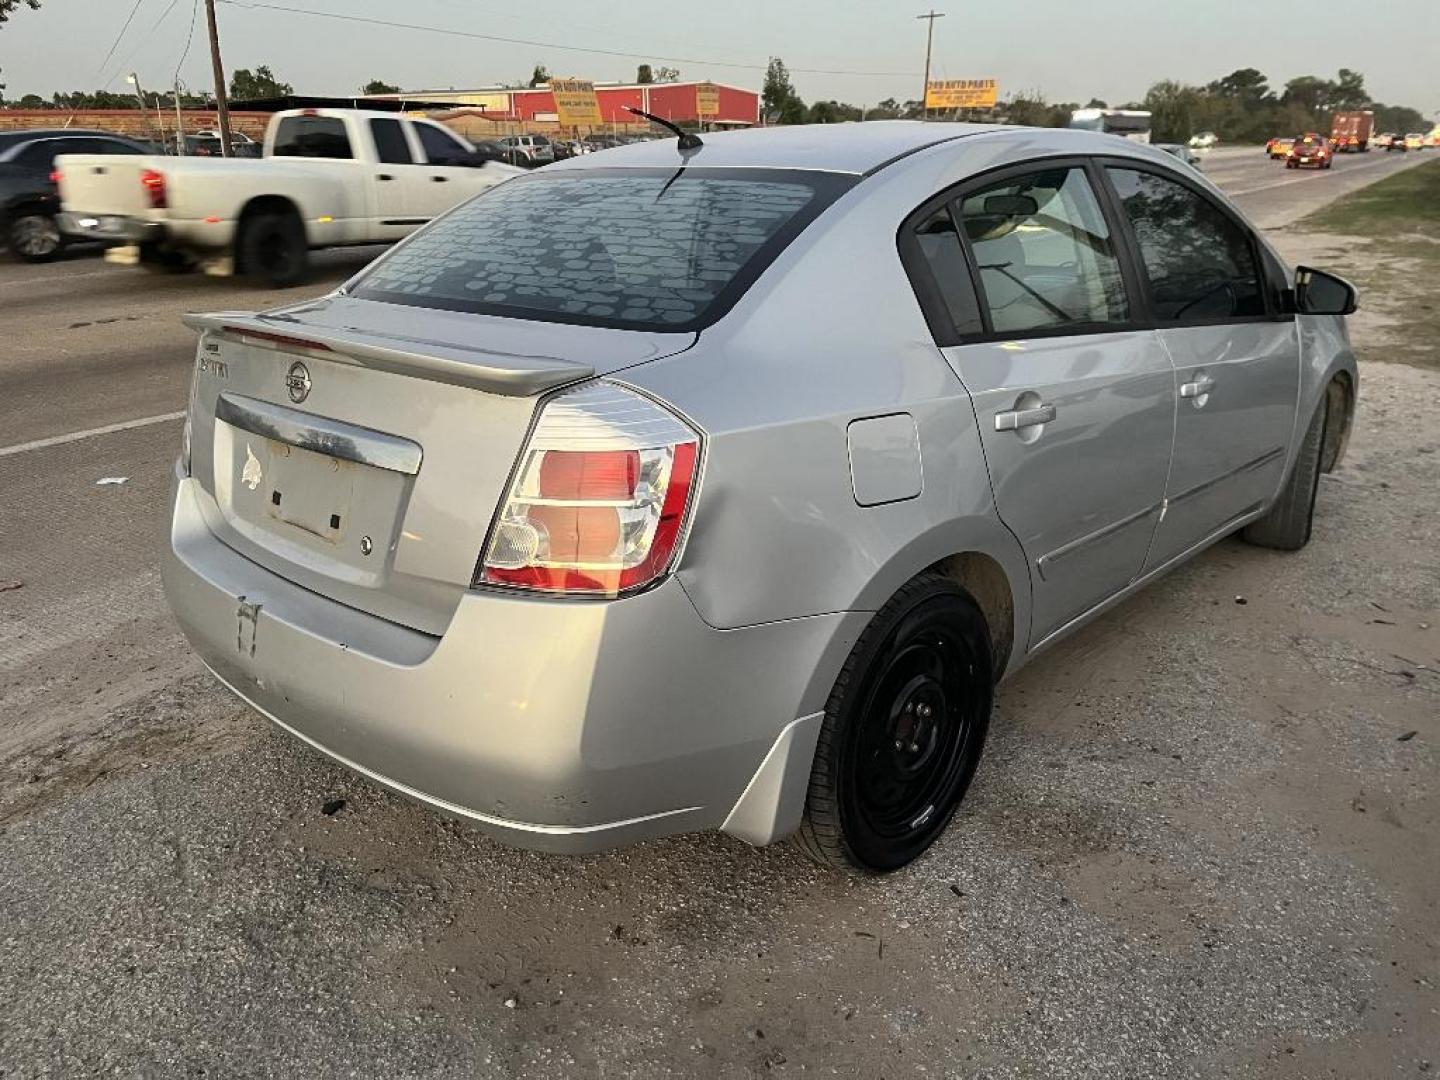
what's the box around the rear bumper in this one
[163,469,857,853]
[56,211,165,244]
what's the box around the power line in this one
[103,0,185,87]
[214,0,918,78]
[96,0,151,77]
[174,0,201,83]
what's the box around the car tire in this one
[237,208,308,287]
[7,210,64,263]
[794,573,993,875]
[1242,394,1328,551]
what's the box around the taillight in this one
[140,168,167,209]
[49,169,62,184]
[478,383,701,598]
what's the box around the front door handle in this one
[994,403,1057,432]
[1180,374,1216,399]
[431,175,449,182]
[376,173,394,181]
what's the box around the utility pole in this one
[916,10,945,120]
[173,79,187,155]
[203,0,234,156]
[126,73,159,145]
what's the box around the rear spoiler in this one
[182,310,594,397]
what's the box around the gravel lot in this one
[1,164,1437,1077]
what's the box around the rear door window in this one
[352,167,852,331]
[1107,167,1265,321]
[369,118,413,165]
[272,116,353,159]
[415,123,470,165]
[956,166,1131,334]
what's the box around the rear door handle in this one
[994,404,1056,432]
[376,173,394,181]
[1180,374,1216,399]
[431,175,449,182]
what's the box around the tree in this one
[806,99,863,124]
[636,64,653,84]
[363,79,400,96]
[763,57,804,124]
[1206,67,1272,105]
[1143,79,1204,142]
[0,0,41,24]
[229,65,292,101]
[1331,68,1368,108]
[1281,75,1334,114]
[528,64,549,88]
[1084,97,1108,109]
[654,66,680,83]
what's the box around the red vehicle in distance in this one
[1287,133,1333,169]
[1330,110,1375,152]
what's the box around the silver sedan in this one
[164,122,1358,873]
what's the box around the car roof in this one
[0,128,126,150]
[548,120,994,175]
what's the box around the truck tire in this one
[1242,395,1328,551]
[7,210,64,263]
[237,208,308,287]
[794,574,993,875]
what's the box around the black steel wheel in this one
[8,211,64,263]
[796,574,993,874]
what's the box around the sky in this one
[1,0,1435,116]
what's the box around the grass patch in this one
[1297,158,1440,237]
[1291,159,1440,370]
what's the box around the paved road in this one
[1,150,1436,1077]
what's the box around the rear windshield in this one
[349,166,852,331]
[272,116,352,159]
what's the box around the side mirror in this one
[1293,266,1358,315]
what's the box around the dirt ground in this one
[1,230,1438,1077]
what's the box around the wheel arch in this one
[844,517,1032,686]
[1321,367,1355,474]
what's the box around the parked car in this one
[496,134,555,166]
[1266,136,1295,159]
[56,109,521,285]
[553,139,593,160]
[0,128,151,261]
[181,133,262,158]
[1286,133,1332,168]
[165,122,1358,874]
[1187,131,1218,149]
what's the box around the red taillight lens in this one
[49,169,62,184]
[539,449,639,501]
[140,168,167,209]
[479,385,700,598]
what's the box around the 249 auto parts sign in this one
[551,79,602,126]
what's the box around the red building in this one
[376,81,759,132]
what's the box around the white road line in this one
[0,411,184,458]
[1225,156,1411,198]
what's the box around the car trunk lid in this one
[184,296,694,635]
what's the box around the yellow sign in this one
[925,78,998,110]
[551,78,602,126]
[696,82,721,117]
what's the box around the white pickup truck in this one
[56,108,520,285]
